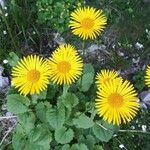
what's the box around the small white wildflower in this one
[119,144,124,149]
[112,45,115,49]
[131,126,135,130]
[3,59,8,64]
[5,13,8,17]
[33,31,36,34]
[4,6,7,10]
[145,29,149,33]
[113,134,117,137]
[142,125,147,132]
[135,42,144,49]
[3,30,7,35]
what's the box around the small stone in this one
[135,42,144,49]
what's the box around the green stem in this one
[118,129,150,135]
[80,40,86,86]
[82,40,86,59]
[96,122,150,135]
[63,84,69,96]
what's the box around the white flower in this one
[131,126,135,130]
[5,13,8,17]
[3,30,7,35]
[145,29,149,33]
[141,125,147,132]
[119,144,124,149]
[3,59,8,64]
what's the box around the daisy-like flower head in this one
[96,69,122,87]
[69,6,107,40]
[48,44,83,85]
[145,65,150,87]
[12,55,50,96]
[95,79,140,125]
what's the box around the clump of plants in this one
[36,0,85,33]
[5,5,150,150]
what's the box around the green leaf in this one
[12,131,27,150]
[94,145,104,150]
[13,124,51,150]
[31,90,47,103]
[7,94,30,114]
[7,52,20,67]
[47,84,57,99]
[60,92,79,109]
[62,144,70,150]
[71,143,88,150]
[28,124,52,150]
[35,102,52,123]
[78,64,95,92]
[55,127,74,144]
[83,64,95,74]
[73,114,94,129]
[46,106,65,129]
[84,135,96,150]
[92,121,117,142]
[18,112,35,135]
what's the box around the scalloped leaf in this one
[55,127,74,144]
[73,114,94,129]
[7,94,30,114]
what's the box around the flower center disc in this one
[57,61,71,74]
[27,69,40,82]
[81,17,94,29]
[108,93,123,108]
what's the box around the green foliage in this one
[12,124,52,150]
[92,121,119,142]
[78,63,95,92]
[46,105,65,129]
[7,52,20,67]
[36,0,85,33]
[73,113,94,129]
[7,94,30,114]
[60,92,79,109]
[55,127,74,144]
[132,70,145,91]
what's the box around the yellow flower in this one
[96,69,121,87]
[12,55,50,96]
[145,65,150,87]
[48,44,83,85]
[95,79,139,125]
[69,6,107,40]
